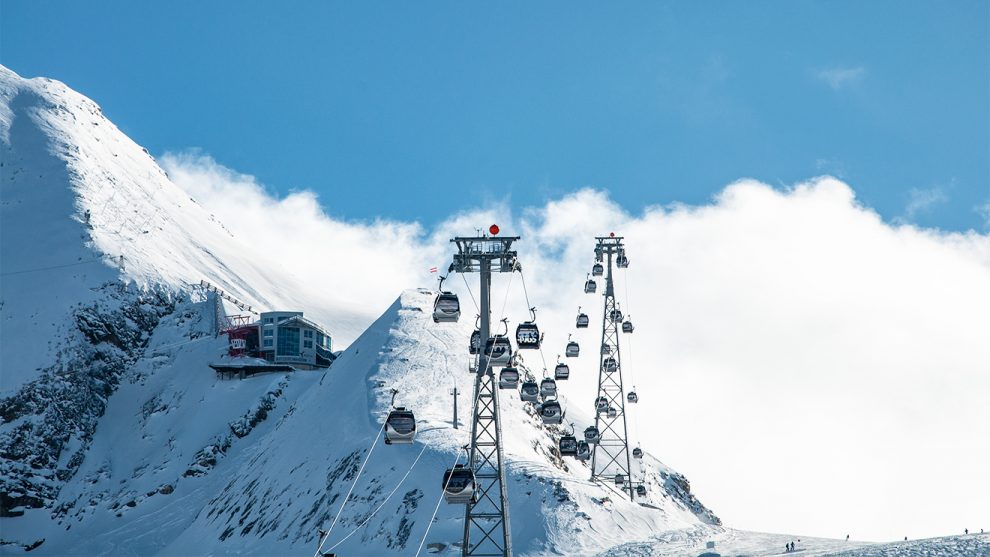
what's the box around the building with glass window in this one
[256,311,334,369]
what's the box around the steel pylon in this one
[451,235,518,557]
[590,236,634,501]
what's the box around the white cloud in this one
[815,66,867,90]
[162,153,990,543]
[900,185,949,222]
[160,151,439,342]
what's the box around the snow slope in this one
[2,288,719,556]
[601,527,990,556]
[1,63,367,395]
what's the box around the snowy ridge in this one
[155,289,718,556]
[1,64,366,393]
[0,63,370,526]
[2,288,718,556]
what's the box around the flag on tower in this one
[429,266,438,273]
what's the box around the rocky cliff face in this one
[1,284,180,518]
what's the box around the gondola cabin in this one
[635,484,647,496]
[622,319,634,333]
[607,406,617,419]
[584,426,601,444]
[601,343,612,355]
[554,363,570,380]
[540,378,557,398]
[469,330,481,355]
[484,336,513,367]
[539,401,563,424]
[384,407,416,445]
[584,278,597,294]
[559,436,578,456]
[498,367,519,389]
[627,391,638,403]
[442,465,477,504]
[632,447,643,459]
[602,357,618,374]
[592,263,604,277]
[614,474,625,487]
[520,381,540,402]
[616,254,629,268]
[433,292,461,323]
[575,441,591,460]
[608,309,623,323]
[575,311,590,328]
[515,322,541,349]
[595,396,609,413]
[565,341,580,358]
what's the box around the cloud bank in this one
[162,152,990,542]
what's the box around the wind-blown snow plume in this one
[162,153,990,542]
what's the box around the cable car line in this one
[413,449,464,557]
[0,257,103,277]
[621,266,640,448]
[459,272,481,313]
[516,267,551,377]
[325,443,429,552]
[313,418,389,557]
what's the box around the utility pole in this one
[590,235,635,501]
[451,383,459,429]
[451,228,518,557]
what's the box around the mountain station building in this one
[225,311,334,369]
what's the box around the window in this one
[263,328,273,337]
[263,339,273,347]
[263,317,274,324]
[304,330,313,339]
[277,327,300,356]
[303,340,313,349]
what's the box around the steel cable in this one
[313,417,388,557]
[326,443,429,552]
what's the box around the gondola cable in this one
[517,269,550,375]
[459,272,480,313]
[312,418,388,557]
[413,449,464,557]
[325,443,429,552]
[622,267,639,447]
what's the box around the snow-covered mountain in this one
[0,63,371,395]
[0,65,721,555]
[3,65,986,557]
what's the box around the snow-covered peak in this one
[1,65,366,393]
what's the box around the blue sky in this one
[2,1,988,230]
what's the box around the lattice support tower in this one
[451,234,519,557]
[590,235,635,501]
